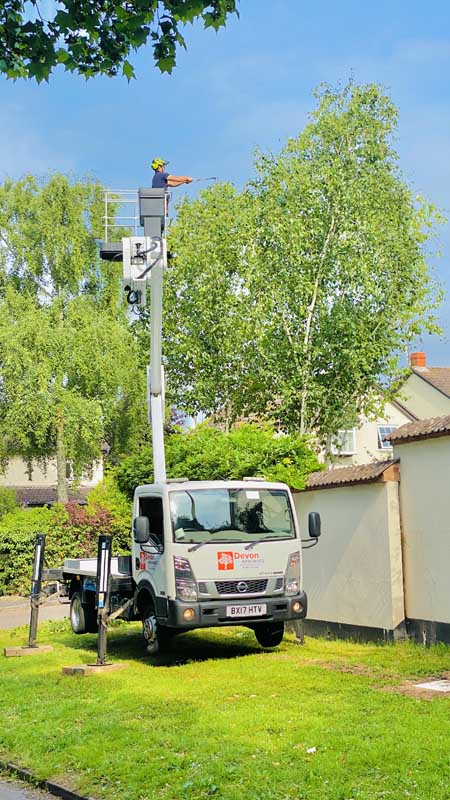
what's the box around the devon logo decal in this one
[217,551,234,571]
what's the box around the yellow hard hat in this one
[151,157,167,170]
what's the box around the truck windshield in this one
[169,488,296,545]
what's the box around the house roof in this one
[387,414,450,445]
[390,398,418,421]
[412,367,450,399]
[10,486,90,507]
[302,460,399,491]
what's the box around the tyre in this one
[70,592,87,634]
[254,622,285,648]
[70,592,98,634]
[141,602,171,655]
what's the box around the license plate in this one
[226,604,267,618]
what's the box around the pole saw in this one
[190,176,219,183]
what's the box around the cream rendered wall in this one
[0,457,103,487]
[399,373,450,419]
[294,481,405,631]
[332,402,411,466]
[393,436,450,624]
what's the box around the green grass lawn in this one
[1,621,450,800]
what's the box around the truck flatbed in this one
[44,556,133,595]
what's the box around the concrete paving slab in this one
[415,679,450,693]
[62,662,127,676]
[4,645,53,658]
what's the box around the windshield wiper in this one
[244,532,276,550]
[188,537,236,553]
[244,530,295,550]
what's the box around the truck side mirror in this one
[133,516,150,543]
[308,511,321,539]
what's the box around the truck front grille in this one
[215,579,268,595]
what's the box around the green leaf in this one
[0,1,238,81]
[122,59,135,80]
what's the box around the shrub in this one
[86,473,131,550]
[0,487,131,595]
[0,506,57,596]
[115,423,322,497]
[0,487,18,520]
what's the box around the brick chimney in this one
[409,351,426,368]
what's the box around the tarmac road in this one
[0,595,69,630]
[0,778,55,800]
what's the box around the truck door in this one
[134,495,166,598]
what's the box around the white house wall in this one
[294,481,405,636]
[394,436,450,630]
[0,456,103,488]
[332,402,411,466]
[399,373,450,418]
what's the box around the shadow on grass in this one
[51,623,266,667]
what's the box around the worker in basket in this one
[151,158,192,189]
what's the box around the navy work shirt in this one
[152,171,169,189]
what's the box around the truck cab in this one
[132,478,312,653]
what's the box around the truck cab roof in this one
[134,479,291,495]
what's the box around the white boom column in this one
[149,239,166,483]
[103,188,168,485]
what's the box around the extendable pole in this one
[28,534,46,647]
[95,535,112,666]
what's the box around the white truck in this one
[48,188,321,655]
[54,477,320,653]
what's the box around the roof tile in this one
[387,414,450,444]
[413,367,450,398]
[303,460,399,491]
[9,486,90,506]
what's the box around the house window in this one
[377,425,397,450]
[331,429,356,456]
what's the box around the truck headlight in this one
[285,551,300,596]
[174,556,198,602]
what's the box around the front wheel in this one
[254,622,285,648]
[141,604,172,655]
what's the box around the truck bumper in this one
[163,591,307,630]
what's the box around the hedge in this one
[0,476,131,596]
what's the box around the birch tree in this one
[163,82,443,439]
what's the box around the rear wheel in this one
[254,622,285,648]
[70,592,98,634]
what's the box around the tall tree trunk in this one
[56,410,68,503]
[299,215,336,434]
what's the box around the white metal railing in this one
[103,190,140,241]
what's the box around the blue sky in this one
[1,0,449,364]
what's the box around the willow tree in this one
[163,82,443,439]
[0,174,144,501]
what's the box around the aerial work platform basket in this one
[100,188,166,261]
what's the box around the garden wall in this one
[294,476,405,641]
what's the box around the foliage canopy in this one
[115,423,321,496]
[161,82,443,440]
[0,0,238,81]
[0,174,145,500]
